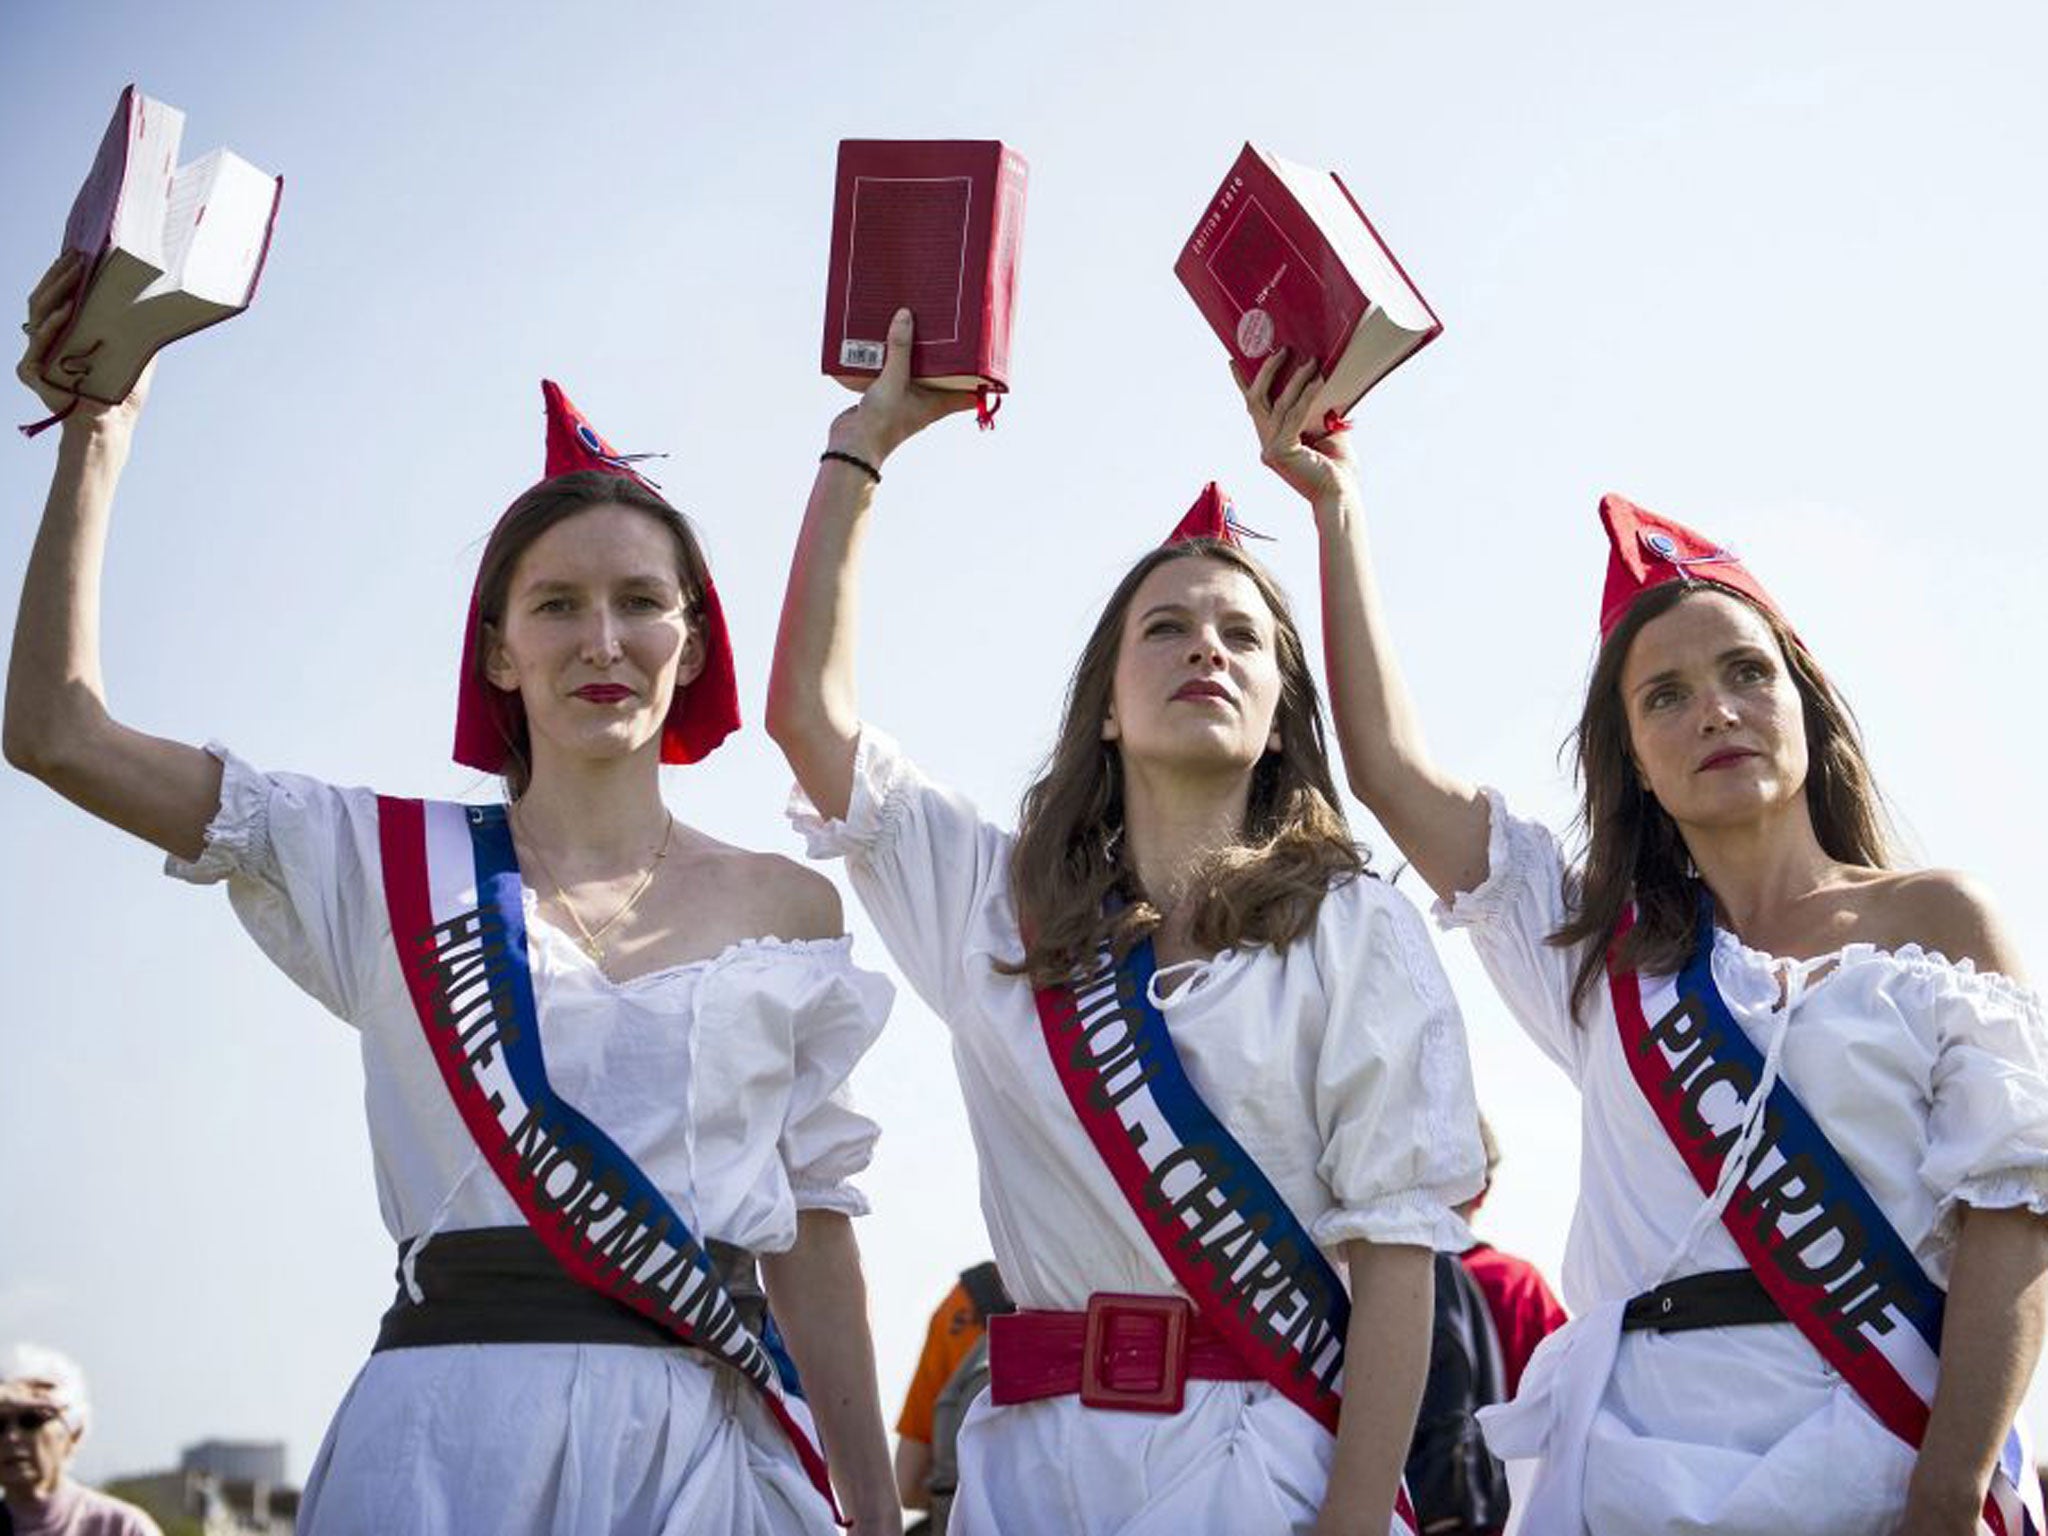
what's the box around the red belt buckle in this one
[1078,1292,1193,1414]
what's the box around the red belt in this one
[986,1292,1259,1415]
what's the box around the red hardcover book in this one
[820,140,1028,403]
[38,85,283,406]
[1175,143,1440,422]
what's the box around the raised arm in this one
[766,309,977,822]
[4,253,224,861]
[1238,354,1491,906]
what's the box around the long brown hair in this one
[1552,580,1895,1017]
[1002,539,1365,988]
[471,470,712,799]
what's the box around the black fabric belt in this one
[1621,1268,1786,1335]
[373,1226,765,1353]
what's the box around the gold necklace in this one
[514,808,676,963]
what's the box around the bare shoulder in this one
[1875,868,2028,982]
[694,839,846,943]
[751,850,846,942]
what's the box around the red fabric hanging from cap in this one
[450,380,741,773]
[1596,492,1787,644]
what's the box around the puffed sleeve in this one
[776,941,894,1216]
[1310,876,1487,1253]
[1432,787,1591,1082]
[1918,961,2048,1245]
[787,724,1013,1024]
[161,743,383,1023]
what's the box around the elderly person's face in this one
[0,1381,77,1501]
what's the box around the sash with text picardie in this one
[1034,935,1418,1535]
[377,798,839,1520]
[1609,900,2041,1536]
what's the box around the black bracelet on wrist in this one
[819,448,882,485]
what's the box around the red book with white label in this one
[38,85,283,406]
[820,139,1028,410]
[1175,143,1439,423]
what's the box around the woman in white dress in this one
[1270,347,2048,1534]
[767,311,1486,1536]
[6,253,902,1536]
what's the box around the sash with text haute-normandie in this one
[377,798,838,1519]
[1609,900,2040,1536]
[1034,934,1418,1534]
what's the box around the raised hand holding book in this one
[34,85,282,411]
[1176,143,1439,426]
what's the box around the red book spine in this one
[977,147,1029,389]
[242,174,285,308]
[61,83,137,260]
[39,85,141,383]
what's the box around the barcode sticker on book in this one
[840,338,886,370]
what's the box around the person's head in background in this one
[0,1343,91,1504]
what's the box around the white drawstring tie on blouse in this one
[400,1150,485,1304]
[1146,951,1247,1011]
[1655,952,1829,1283]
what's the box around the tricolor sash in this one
[377,797,839,1520]
[1609,900,2041,1536]
[1034,936,1419,1534]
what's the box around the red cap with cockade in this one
[1597,492,1785,643]
[450,381,741,773]
[1165,481,1272,547]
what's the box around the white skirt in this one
[297,1343,835,1536]
[947,1379,1402,1536]
[1483,1302,1916,1536]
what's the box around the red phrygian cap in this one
[450,381,742,773]
[1165,482,1266,547]
[1597,492,1788,644]
[542,379,651,480]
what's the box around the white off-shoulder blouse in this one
[791,726,1486,1304]
[1441,787,2048,1536]
[791,726,1485,1536]
[166,745,892,1536]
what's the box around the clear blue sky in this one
[3,0,2045,1487]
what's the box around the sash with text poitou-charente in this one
[1035,934,1418,1534]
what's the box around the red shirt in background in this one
[1459,1242,1568,1396]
